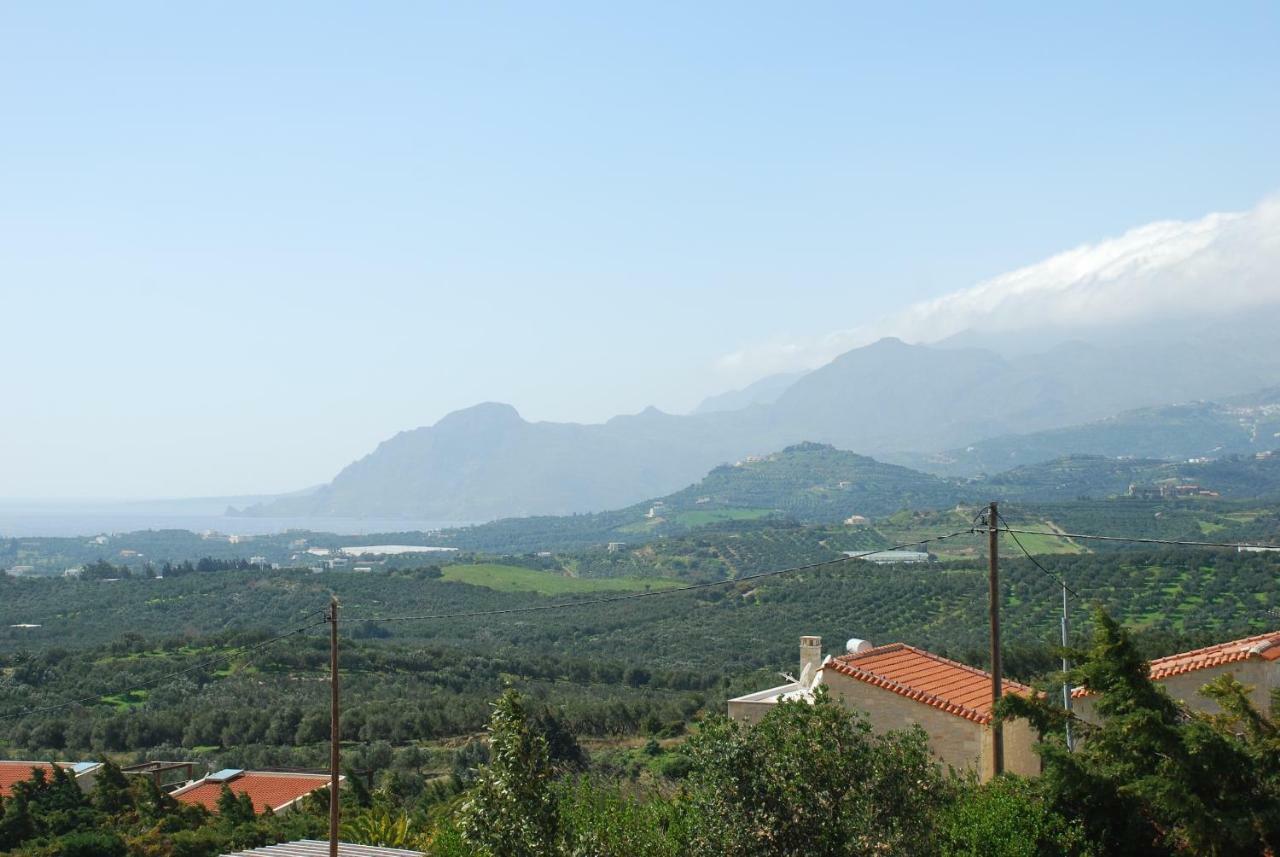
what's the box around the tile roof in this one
[0,761,98,797]
[174,771,336,814]
[825,643,1033,725]
[221,841,421,857]
[1071,630,1280,698]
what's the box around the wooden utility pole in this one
[328,595,340,857]
[987,501,1004,776]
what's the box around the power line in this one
[996,512,1081,599]
[997,527,1280,551]
[0,618,328,721]
[347,529,979,624]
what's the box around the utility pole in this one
[987,501,1004,776]
[328,595,340,857]
[1061,585,1074,751]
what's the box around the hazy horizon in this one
[4,3,1279,499]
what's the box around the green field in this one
[100,689,150,708]
[1002,525,1086,555]
[668,508,773,527]
[440,563,682,595]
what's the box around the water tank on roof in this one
[846,638,873,654]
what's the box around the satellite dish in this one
[799,662,814,686]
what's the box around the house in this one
[728,636,1039,781]
[1072,629,1280,721]
[844,514,869,526]
[0,761,102,798]
[6,566,36,577]
[173,769,339,815]
[607,542,626,553]
[843,549,931,564]
[219,841,422,857]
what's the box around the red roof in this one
[174,771,335,814]
[1071,630,1280,698]
[0,761,95,797]
[825,643,1033,725]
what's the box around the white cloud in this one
[717,194,1280,380]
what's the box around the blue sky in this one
[3,2,1278,498]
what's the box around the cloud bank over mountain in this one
[718,194,1280,379]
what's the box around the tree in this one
[216,783,257,825]
[92,759,133,815]
[999,607,1280,856]
[683,686,949,856]
[457,689,560,856]
[938,775,1092,856]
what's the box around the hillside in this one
[241,320,1280,521]
[434,442,965,553]
[910,389,1280,475]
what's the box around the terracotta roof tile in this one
[1071,630,1280,699]
[174,771,335,814]
[825,643,1032,725]
[0,762,59,798]
[0,761,97,797]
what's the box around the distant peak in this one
[435,401,524,428]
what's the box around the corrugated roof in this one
[174,771,336,814]
[826,643,1032,725]
[1071,630,1280,699]
[220,841,421,856]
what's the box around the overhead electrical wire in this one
[996,527,1280,552]
[996,512,1081,599]
[345,528,980,624]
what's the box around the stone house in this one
[728,636,1039,781]
[1072,629,1280,722]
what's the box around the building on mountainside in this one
[1126,483,1162,500]
[1071,629,1280,722]
[5,566,36,577]
[0,761,102,797]
[844,549,931,564]
[219,841,422,857]
[172,769,339,815]
[1239,545,1280,554]
[844,514,869,525]
[607,541,626,553]
[728,636,1039,782]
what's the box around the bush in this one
[938,776,1092,856]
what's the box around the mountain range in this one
[240,313,1280,521]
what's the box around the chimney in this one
[799,636,822,683]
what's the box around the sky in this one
[2,2,1279,499]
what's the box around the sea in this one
[0,500,463,538]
